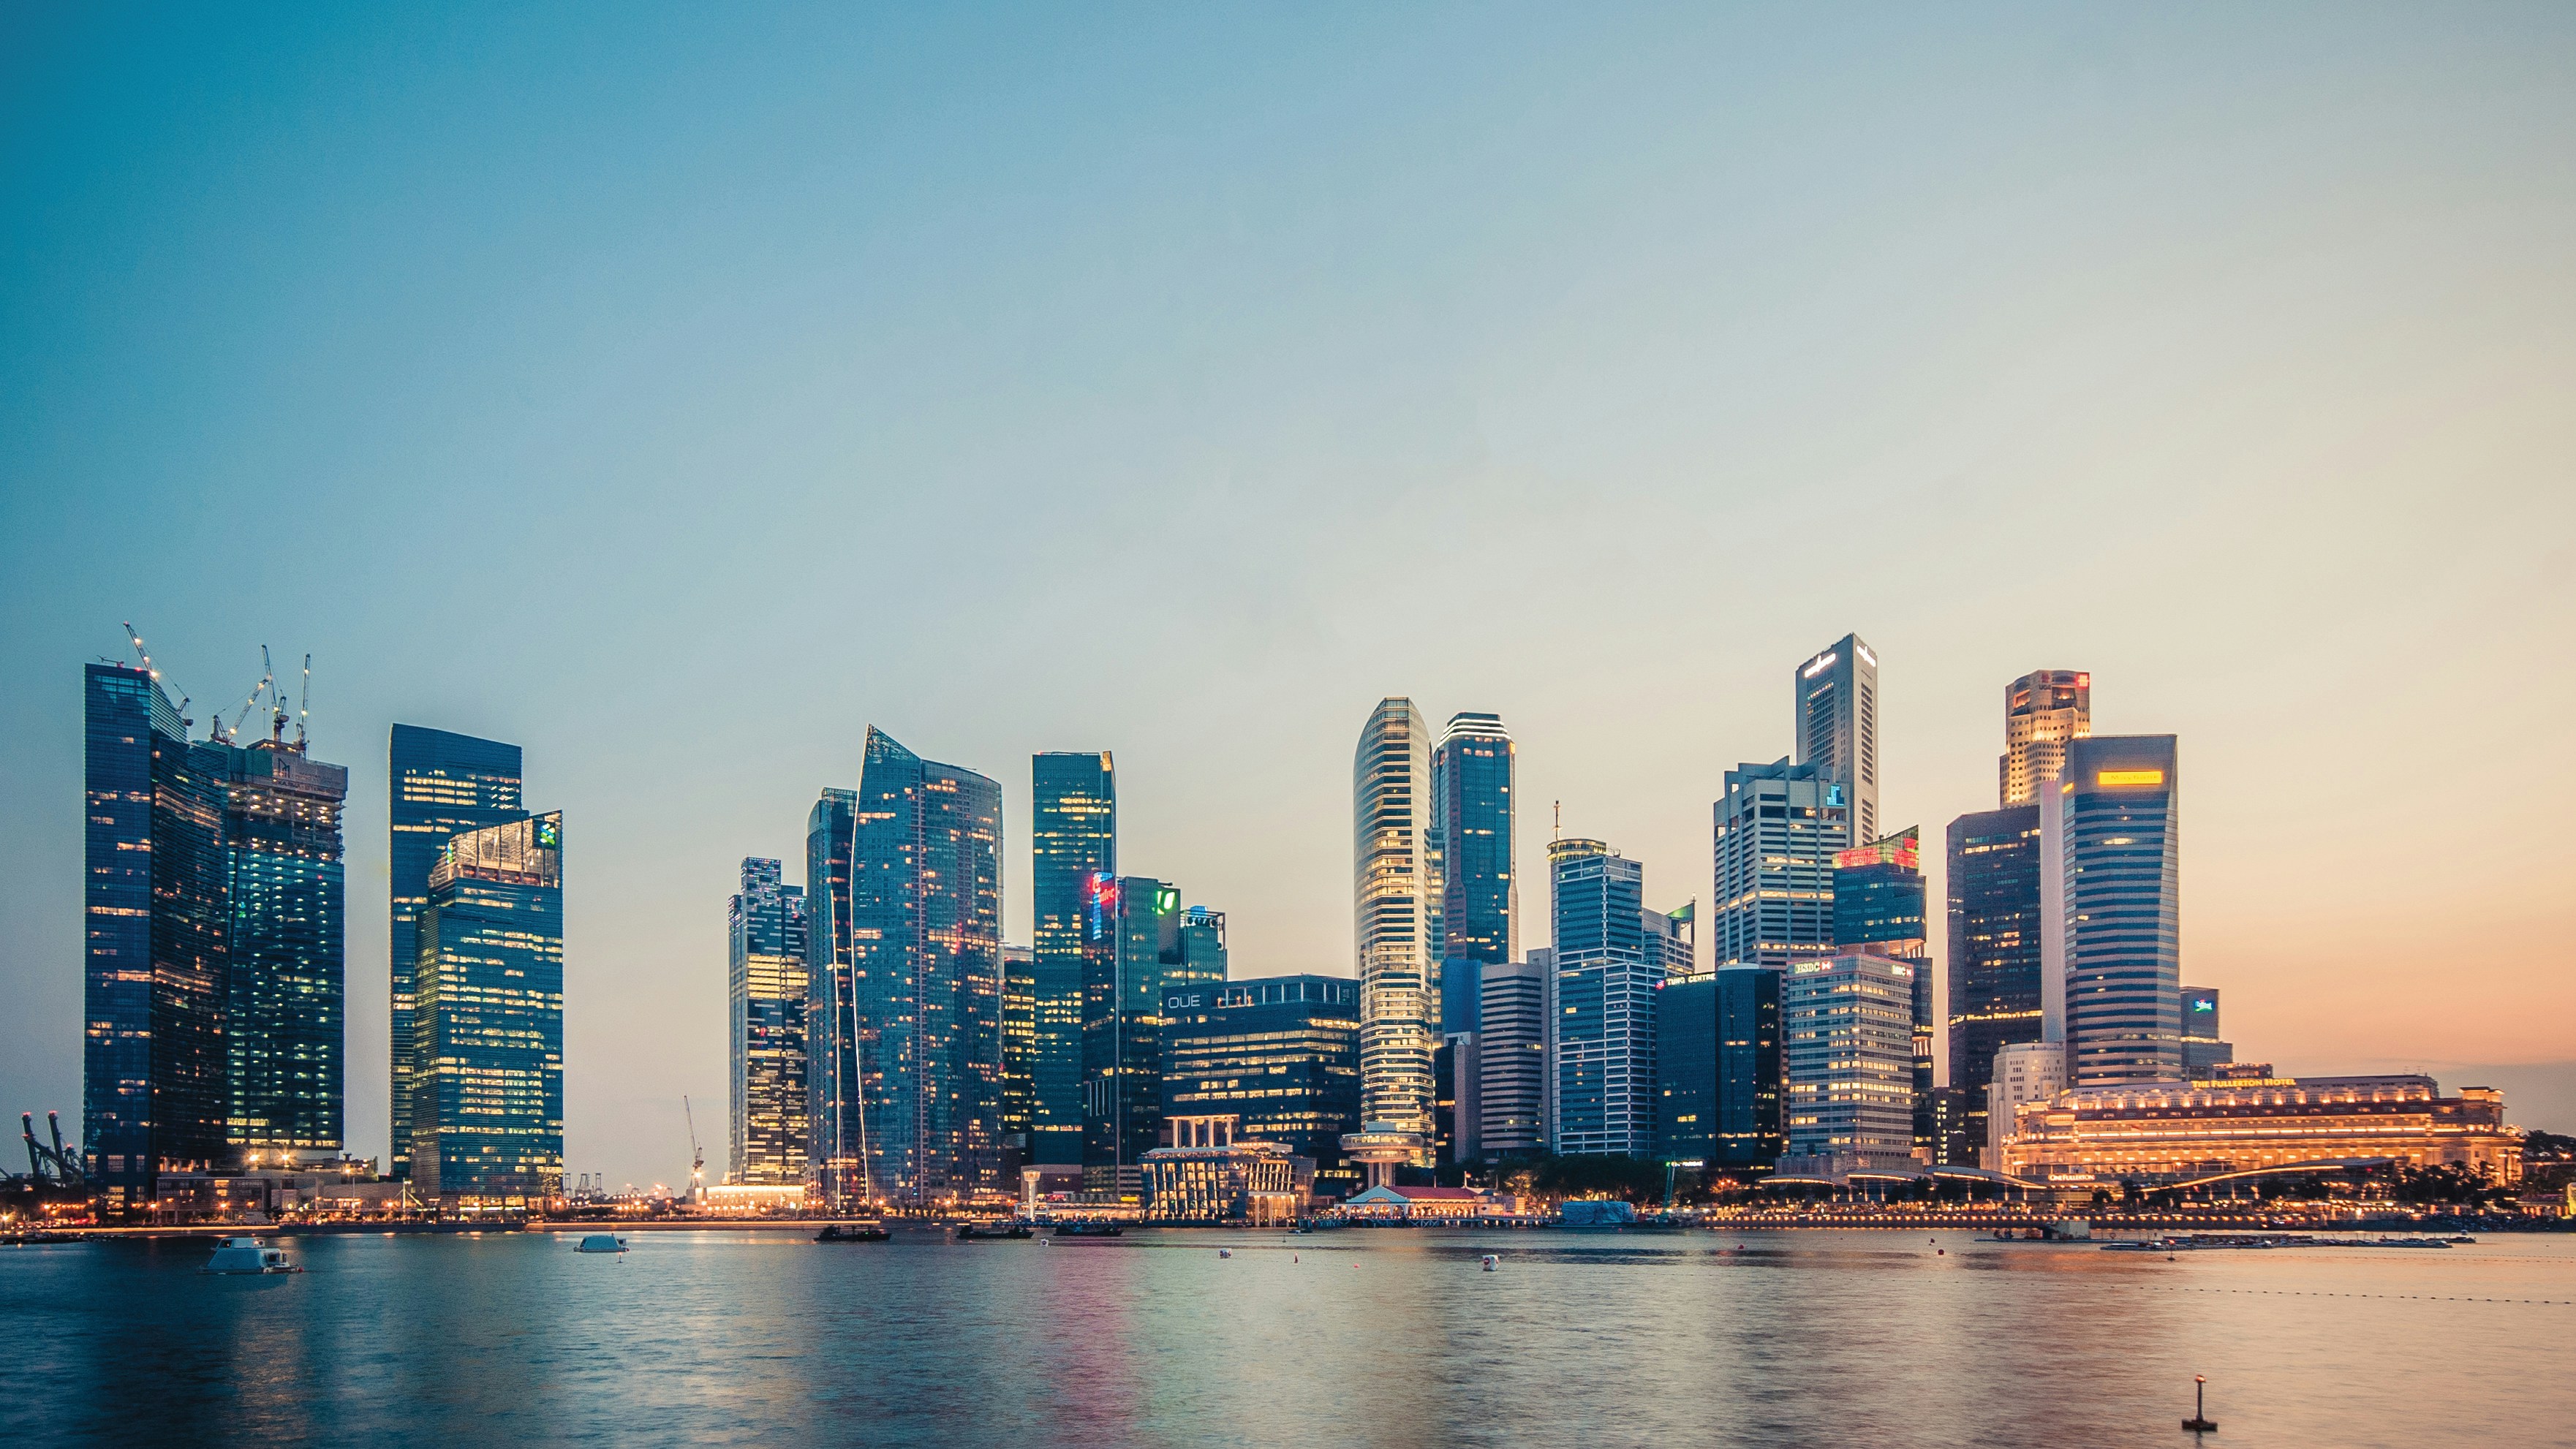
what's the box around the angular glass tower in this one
[1711,759,1851,967]
[220,734,349,1166]
[413,811,563,1206]
[1945,804,2044,1158]
[2053,735,2183,1086]
[818,728,1005,1207]
[1794,634,1880,847]
[1030,752,1115,1167]
[1547,839,1658,1158]
[83,663,231,1206]
[804,787,855,1194]
[1430,712,1514,1037]
[389,724,522,1179]
[1077,878,1223,1192]
[1353,698,1437,1162]
[728,858,809,1186]
[1000,942,1036,1160]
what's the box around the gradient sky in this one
[4,4,2571,1187]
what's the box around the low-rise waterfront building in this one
[1984,1040,2069,1170]
[1138,1114,1310,1224]
[1161,975,1360,1197]
[2001,1071,2523,1187]
[1339,1184,1491,1222]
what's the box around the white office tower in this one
[1353,697,1438,1165]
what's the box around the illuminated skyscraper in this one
[728,858,809,1186]
[1711,759,1851,967]
[1794,634,1880,846]
[220,731,348,1167]
[1781,949,1918,1173]
[1655,964,1783,1173]
[803,787,855,1196]
[389,724,522,1179]
[1031,751,1115,1167]
[1079,878,1224,1192]
[1547,839,1663,1159]
[1476,951,1549,1161]
[413,812,563,1206]
[1431,711,1515,1035]
[1946,804,2044,1159]
[2050,735,2183,1086]
[1353,698,1437,1163]
[1999,669,2090,807]
[1001,942,1035,1162]
[1833,828,1930,1161]
[2181,985,2233,1078]
[819,727,1006,1206]
[1160,975,1360,1196]
[83,662,230,1206]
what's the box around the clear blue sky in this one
[5,4,2571,1186]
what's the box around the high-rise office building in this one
[1353,698,1438,1163]
[1161,975,1361,1198]
[2181,985,2233,1078]
[389,724,523,1179]
[1430,712,1515,1035]
[817,727,1006,1206]
[1833,828,1930,1162]
[1999,670,2090,807]
[1794,634,1880,846]
[2051,735,2183,1086]
[1001,942,1036,1161]
[220,731,349,1167]
[1031,752,1115,1168]
[1711,760,1851,967]
[1476,950,1549,1160]
[728,858,809,1186]
[1658,964,1786,1173]
[1548,839,1663,1158]
[803,787,856,1198]
[1079,877,1225,1192]
[412,812,564,1206]
[83,663,230,1206]
[1781,949,1917,1173]
[1945,805,2044,1162]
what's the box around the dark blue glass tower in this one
[1653,965,1782,1172]
[389,724,522,1179]
[1431,713,1514,1037]
[414,812,562,1205]
[1079,876,1222,1191]
[804,788,856,1196]
[1031,752,1114,1167]
[1161,975,1362,1196]
[83,663,231,1206]
[220,736,349,1165]
[1946,805,2043,1159]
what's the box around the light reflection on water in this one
[3,1229,2570,1447]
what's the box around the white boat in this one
[202,1237,300,1275]
[575,1233,628,1255]
[1481,1255,1499,1271]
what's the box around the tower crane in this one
[296,653,311,749]
[683,1095,706,1203]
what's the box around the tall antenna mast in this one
[1553,801,1562,841]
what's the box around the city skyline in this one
[7,7,2574,1189]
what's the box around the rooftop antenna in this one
[1553,801,1562,842]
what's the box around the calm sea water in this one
[3,1227,2570,1447]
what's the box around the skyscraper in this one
[1833,828,1929,1162]
[1353,698,1437,1162]
[1031,752,1115,1167]
[1547,839,1663,1159]
[83,662,230,1206]
[1711,760,1851,967]
[728,858,809,1186]
[2180,985,2233,1078]
[1430,711,1515,1035]
[389,724,523,1180]
[1794,634,1880,846]
[1079,877,1224,1192]
[412,811,564,1206]
[1001,942,1035,1162]
[1999,669,2090,807]
[1476,950,1549,1161]
[1946,805,2044,1160]
[1782,950,1917,1173]
[819,727,1006,1206]
[1160,975,1361,1198]
[220,730,349,1167]
[804,787,856,1198]
[2052,735,2183,1086]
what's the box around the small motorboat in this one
[953,1222,1033,1241]
[815,1222,891,1243]
[575,1234,627,1255]
[1217,1249,1233,1258]
[1049,1222,1125,1238]
[1480,1255,1498,1271]
[202,1237,300,1275]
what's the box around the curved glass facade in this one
[1353,697,1435,1161]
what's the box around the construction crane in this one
[683,1095,706,1203]
[295,652,311,749]
[19,1112,83,1189]
[114,621,189,726]
[216,649,279,745]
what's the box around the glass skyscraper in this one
[1430,711,1514,1035]
[1547,839,1659,1158]
[1711,759,1850,967]
[1945,804,2044,1159]
[1079,876,1224,1192]
[1001,942,1035,1161]
[1475,950,1549,1161]
[804,787,855,1197]
[819,727,1005,1206]
[413,811,563,1206]
[389,724,523,1179]
[728,858,809,1186]
[1782,950,1919,1173]
[83,663,230,1206]
[1832,828,1930,1161]
[1160,975,1361,1198]
[1794,634,1880,847]
[220,733,349,1166]
[1353,698,1437,1162]
[2053,735,2183,1086]
[1031,751,1115,1168]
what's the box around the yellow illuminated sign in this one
[2096,769,2165,787]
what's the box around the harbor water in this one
[4,1227,2570,1447]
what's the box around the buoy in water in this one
[1218,1249,1232,1258]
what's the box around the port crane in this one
[684,1096,706,1203]
[18,1112,83,1189]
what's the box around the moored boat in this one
[575,1233,627,1255]
[1048,1222,1125,1238]
[202,1237,301,1275]
[815,1222,891,1243]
